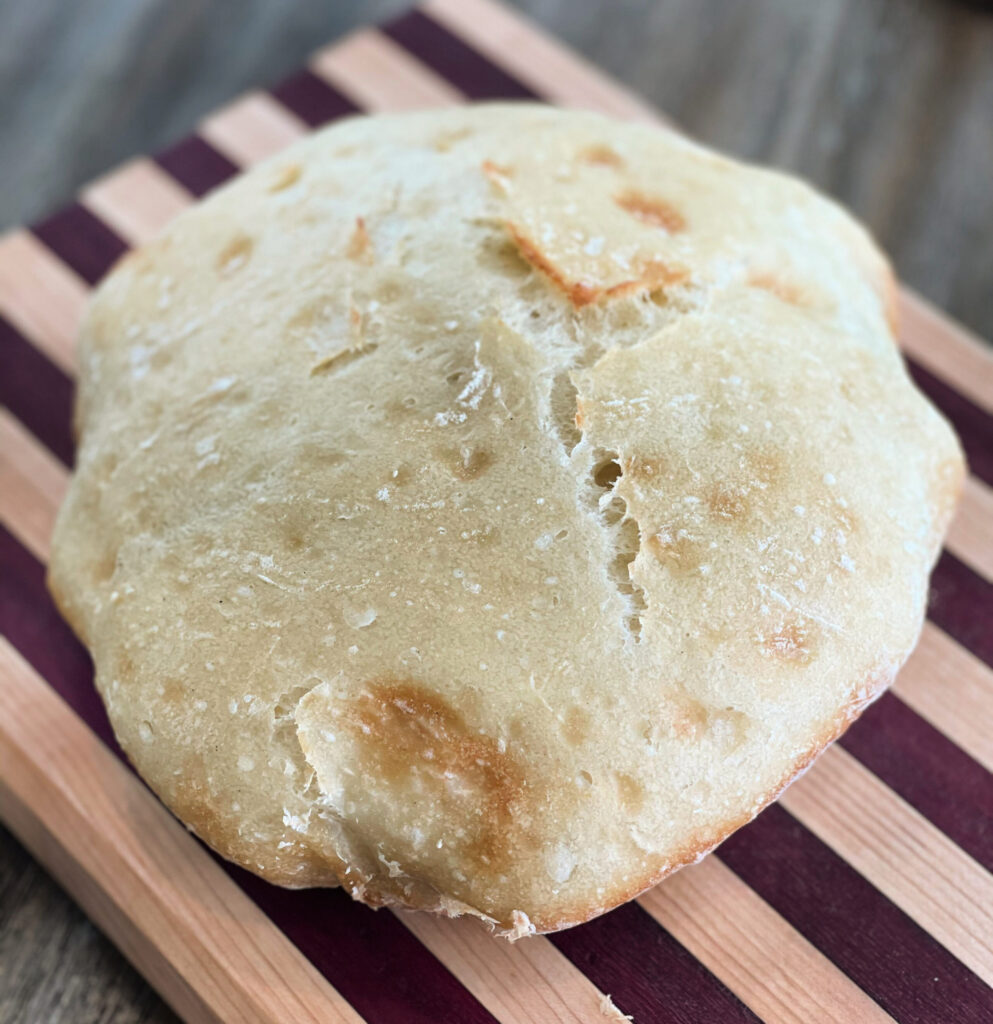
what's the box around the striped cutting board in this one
[2,1,992,1021]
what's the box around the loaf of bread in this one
[49,104,963,936]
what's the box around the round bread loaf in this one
[49,104,963,936]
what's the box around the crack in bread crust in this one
[47,104,964,935]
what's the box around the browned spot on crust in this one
[481,160,514,194]
[615,772,645,814]
[663,691,710,740]
[580,144,624,168]
[615,190,686,233]
[116,653,135,682]
[748,271,815,308]
[603,259,689,300]
[93,547,118,583]
[216,234,253,275]
[160,678,187,707]
[505,222,688,307]
[268,163,302,192]
[762,619,814,663]
[708,484,749,520]
[646,530,701,576]
[348,680,527,871]
[346,217,374,264]
[562,706,590,746]
[505,222,599,307]
[439,445,494,481]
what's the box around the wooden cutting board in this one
[2,1,992,1021]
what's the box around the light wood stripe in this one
[781,744,993,986]
[312,29,464,111]
[0,410,66,562]
[81,159,192,246]
[0,640,364,1024]
[201,92,307,168]
[899,289,993,416]
[424,0,662,123]
[946,476,993,584]
[895,621,993,775]
[639,856,894,1024]
[0,231,86,373]
[398,911,612,1023]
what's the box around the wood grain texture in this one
[780,744,993,986]
[312,29,465,109]
[397,912,611,1023]
[637,857,895,1024]
[0,233,86,375]
[2,1,992,1021]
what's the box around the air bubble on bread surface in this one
[544,843,578,884]
[343,602,378,629]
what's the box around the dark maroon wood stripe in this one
[720,804,993,1023]
[154,135,239,198]
[0,527,497,1024]
[928,550,993,667]
[907,358,993,488]
[31,203,129,287]
[550,901,759,1024]
[233,869,498,1024]
[840,692,993,872]
[0,525,116,753]
[382,10,539,100]
[269,69,360,128]
[0,315,75,467]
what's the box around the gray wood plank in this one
[0,825,178,1024]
